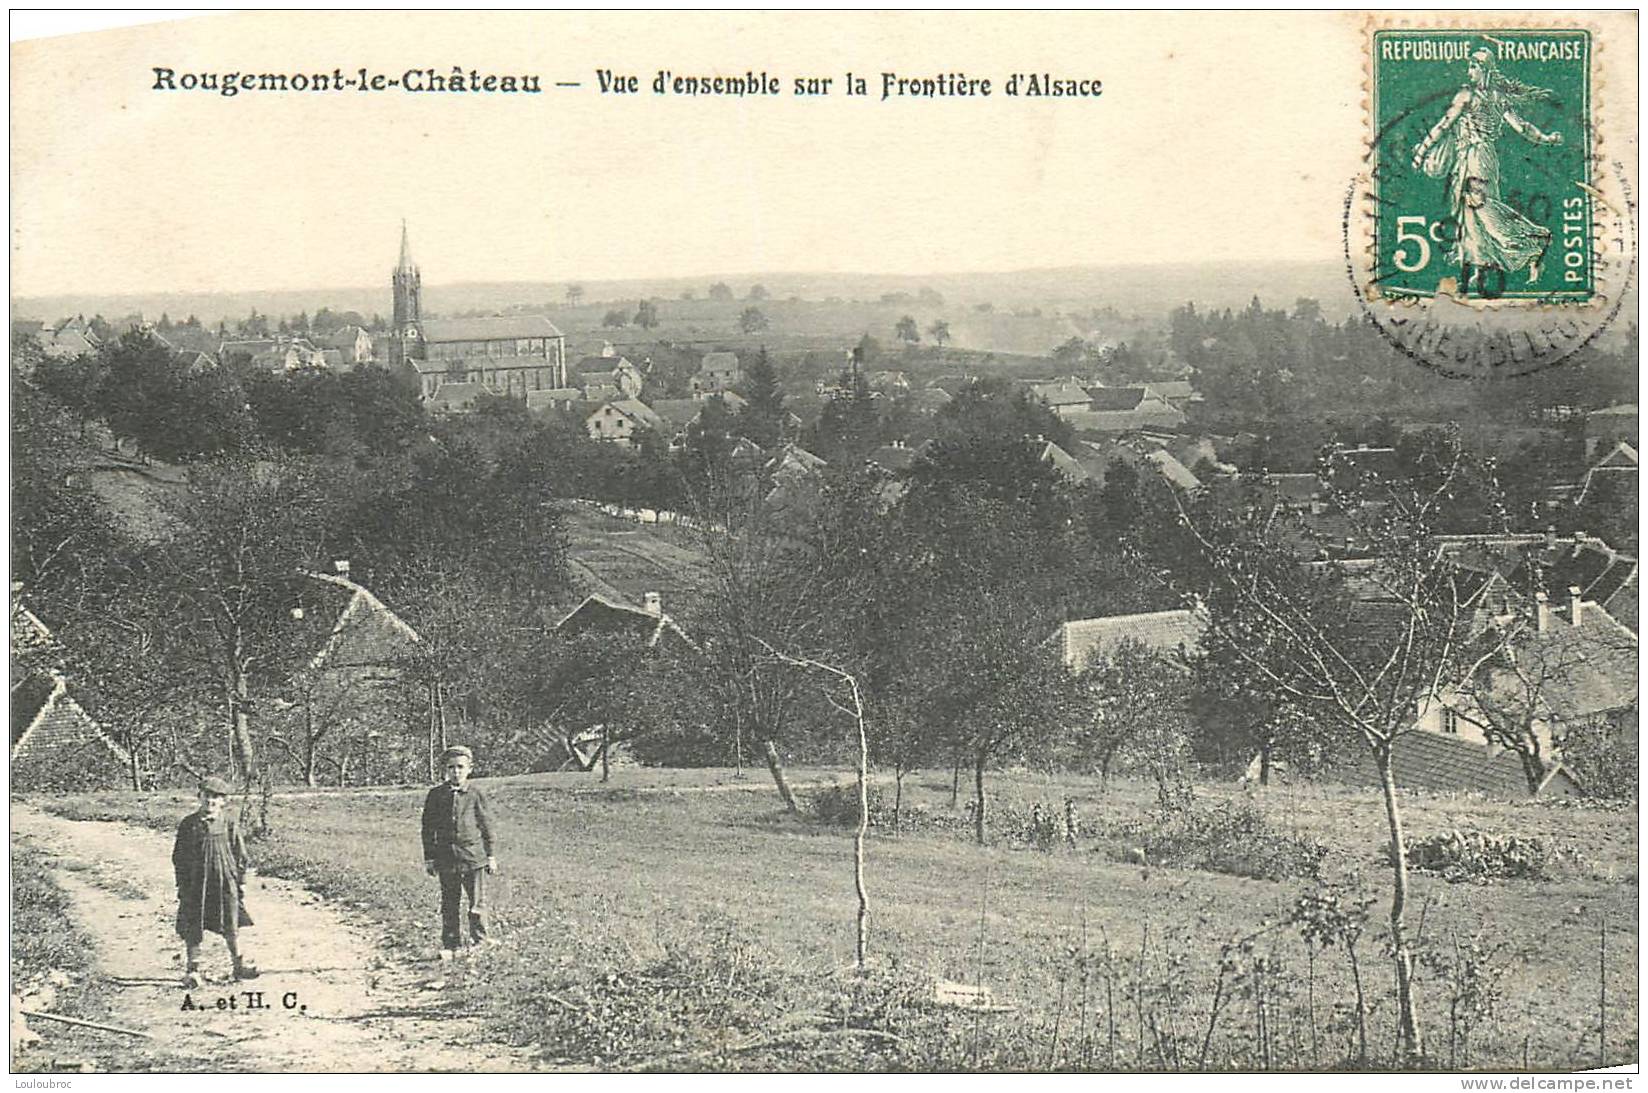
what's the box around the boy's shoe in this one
[183,969,205,989]
[233,959,260,981]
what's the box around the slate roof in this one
[1506,537,1638,615]
[699,351,740,375]
[650,399,705,431]
[1386,731,1580,798]
[421,315,564,342]
[1056,609,1206,670]
[1483,607,1638,723]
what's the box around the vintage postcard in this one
[8,10,1639,1081]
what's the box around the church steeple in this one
[396,219,416,274]
[390,220,422,366]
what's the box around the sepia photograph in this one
[7,10,1640,1079]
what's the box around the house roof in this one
[10,673,130,768]
[650,399,705,430]
[1481,607,1638,723]
[1057,608,1206,669]
[1086,387,1148,412]
[1038,440,1089,483]
[421,315,564,342]
[1147,381,1196,401]
[699,351,739,374]
[591,399,665,432]
[426,381,490,410]
[1588,403,1637,418]
[767,443,827,476]
[1506,536,1638,614]
[1145,449,1202,492]
[1387,730,1579,798]
[1032,382,1095,408]
[553,593,698,652]
[302,571,421,670]
[926,374,976,397]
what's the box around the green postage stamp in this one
[1370,28,1593,302]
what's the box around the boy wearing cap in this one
[420,745,498,959]
[173,775,258,987]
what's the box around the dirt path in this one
[12,803,534,1072]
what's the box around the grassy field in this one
[32,770,1638,1072]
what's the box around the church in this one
[389,223,569,400]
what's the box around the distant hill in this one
[13,261,1364,329]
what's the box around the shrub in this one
[1403,830,1550,882]
[807,781,885,826]
[1125,800,1327,881]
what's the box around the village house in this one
[9,600,132,791]
[573,344,645,401]
[326,325,374,365]
[585,398,666,447]
[691,351,741,397]
[1062,386,1186,433]
[279,565,423,786]
[1030,380,1100,418]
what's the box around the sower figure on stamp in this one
[1411,47,1563,292]
[421,745,498,960]
[174,775,258,988]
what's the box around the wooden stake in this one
[20,1011,151,1039]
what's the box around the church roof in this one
[421,315,564,343]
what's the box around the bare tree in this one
[1452,608,1637,793]
[1172,438,1511,1061]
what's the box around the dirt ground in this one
[11,802,535,1073]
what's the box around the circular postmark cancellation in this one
[1346,26,1636,379]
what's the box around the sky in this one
[8,11,1639,298]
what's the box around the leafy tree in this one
[894,315,920,345]
[602,309,629,329]
[707,282,735,302]
[927,319,951,348]
[634,299,660,329]
[739,306,769,335]
[565,284,585,307]
[747,284,769,302]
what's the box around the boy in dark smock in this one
[173,775,258,987]
[421,745,498,959]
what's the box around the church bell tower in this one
[390,220,422,367]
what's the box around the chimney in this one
[333,559,351,576]
[643,591,662,617]
[1535,591,1551,634]
[1569,585,1584,627]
